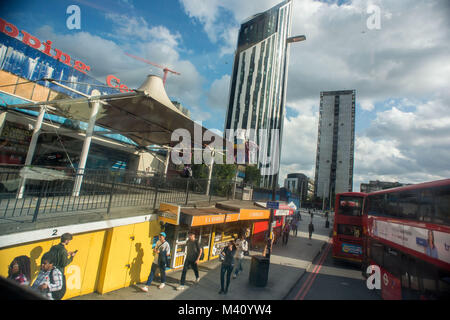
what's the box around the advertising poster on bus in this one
[369,218,450,265]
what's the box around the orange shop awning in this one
[180,208,240,227]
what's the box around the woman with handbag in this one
[219,240,237,295]
[141,232,170,292]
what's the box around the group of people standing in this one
[7,233,77,300]
[140,230,249,295]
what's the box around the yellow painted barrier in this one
[97,220,160,294]
[0,230,106,299]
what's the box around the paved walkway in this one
[72,210,333,300]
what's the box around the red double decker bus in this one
[332,192,367,264]
[363,179,450,300]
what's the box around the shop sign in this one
[191,214,225,226]
[239,209,270,220]
[274,209,291,216]
[158,203,180,225]
[225,213,239,223]
[0,18,91,74]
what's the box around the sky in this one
[1,0,450,190]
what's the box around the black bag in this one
[195,240,204,260]
[49,268,66,300]
[157,243,169,267]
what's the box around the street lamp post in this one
[266,34,306,259]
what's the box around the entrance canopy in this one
[5,75,226,149]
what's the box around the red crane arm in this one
[124,52,165,70]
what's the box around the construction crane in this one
[124,52,180,86]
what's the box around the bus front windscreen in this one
[338,196,364,216]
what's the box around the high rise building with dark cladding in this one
[224,0,293,188]
[314,90,356,204]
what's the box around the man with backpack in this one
[31,252,64,300]
[141,232,171,292]
[177,231,203,291]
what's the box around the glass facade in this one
[224,0,292,188]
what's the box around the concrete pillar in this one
[17,105,47,199]
[72,90,101,197]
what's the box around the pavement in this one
[72,209,333,300]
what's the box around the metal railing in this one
[0,165,245,222]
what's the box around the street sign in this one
[266,201,279,209]
[275,209,290,216]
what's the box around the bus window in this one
[417,260,438,298]
[418,189,434,223]
[433,185,450,225]
[370,241,384,266]
[368,194,384,216]
[338,196,363,216]
[437,269,450,298]
[400,254,410,290]
[397,191,419,220]
[384,246,402,276]
[385,193,399,218]
[408,256,420,292]
[338,224,362,238]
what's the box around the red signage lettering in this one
[0,17,91,74]
[106,74,131,93]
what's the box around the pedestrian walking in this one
[219,241,236,294]
[141,232,170,292]
[233,234,248,279]
[291,218,298,237]
[31,252,64,300]
[177,231,203,291]
[263,230,274,258]
[308,221,315,240]
[282,223,290,246]
[48,232,77,299]
[8,255,31,286]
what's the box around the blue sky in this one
[1,0,449,189]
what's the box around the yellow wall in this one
[97,220,160,294]
[0,229,106,299]
[0,218,162,298]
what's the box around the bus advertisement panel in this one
[368,217,450,266]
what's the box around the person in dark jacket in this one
[48,233,77,299]
[308,221,315,240]
[219,241,236,294]
[282,223,290,246]
[177,231,202,291]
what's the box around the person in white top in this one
[233,234,248,279]
[141,232,171,292]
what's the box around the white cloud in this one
[35,13,205,108]
[359,99,374,111]
[207,74,230,109]
[279,99,319,182]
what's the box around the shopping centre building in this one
[0,17,293,299]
